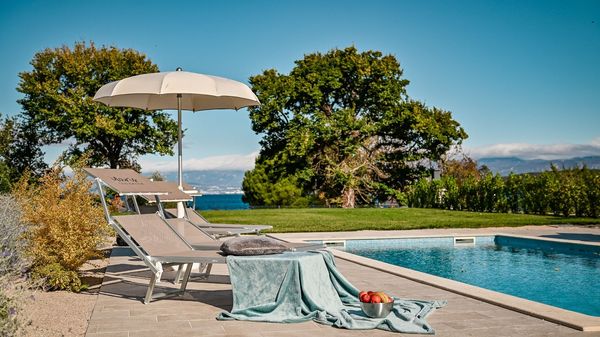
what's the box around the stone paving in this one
[86,225,600,337]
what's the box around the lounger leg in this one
[179,263,193,294]
[174,264,185,284]
[145,274,157,304]
[199,263,213,280]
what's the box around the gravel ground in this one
[20,249,110,337]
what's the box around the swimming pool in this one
[340,235,600,317]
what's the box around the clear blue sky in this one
[1,0,599,170]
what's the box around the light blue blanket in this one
[217,250,445,334]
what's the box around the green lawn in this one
[202,208,600,233]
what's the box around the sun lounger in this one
[138,180,273,236]
[165,216,321,252]
[83,167,260,238]
[164,207,273,235]
[163,215,321,284]
[109,212,227,304]
[135,180,271,238]
[84,167,323,302]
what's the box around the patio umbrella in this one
[93,68,260,215]
[94,68,260,186]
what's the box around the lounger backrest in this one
[83,168,167,196]
[185,208,210,224]
[165,207,209,224]
[140,181,193,202]
[164,218,215,244]
[113,214,192,256]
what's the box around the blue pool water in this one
[344,236,600,316]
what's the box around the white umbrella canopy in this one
[93,69,260,217]
[93,71,259,111]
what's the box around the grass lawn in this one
[202,208,600,233]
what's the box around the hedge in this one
[407,167,600,217]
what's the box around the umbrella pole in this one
[176,93,185,218]
[177,93,183,189]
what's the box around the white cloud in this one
[139,151,259,172]
[466,139,600,160]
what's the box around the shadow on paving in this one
[98,260,233,310]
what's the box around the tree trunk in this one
[342,187,355,208]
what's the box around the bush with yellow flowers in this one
[13,164,112,292]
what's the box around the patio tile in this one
[128,326,224,337]
[86,226,600,337]
[93,320,190,333]
[86,332,129,337]
[219,320,321,334]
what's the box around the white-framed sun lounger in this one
[113,213,226,303]
[165,217,322,252]
[85,167,324,302]
[83,168,229,302]
[138,180,273,236]
[84,168,254,238]
[131,180,266,238]
[164,207,273,234]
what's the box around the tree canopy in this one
[0,113,47,191]
[17,41,178,169]
[243,46,467,208]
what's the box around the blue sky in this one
[1,0,599,171]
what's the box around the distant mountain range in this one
[160,170,246,194]
[478,156,600,175]
[149,156,600,194]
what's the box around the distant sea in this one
[193,194,249,211]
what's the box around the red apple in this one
[370,295,382,303]
[360,293,371,303]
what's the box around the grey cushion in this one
[220,236,287,256]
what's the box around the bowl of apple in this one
[359,291,394,318]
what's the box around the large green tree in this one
[244,46,467,207]
[0,113,47,190]
[17,41,178,169]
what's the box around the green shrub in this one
[406,166,599,218]
[31,263,83,292]
[0,292,18,336]
[242,162,309,207]
[0,195,29,337]
[583,169,600,218]
[441,177,459,210]
[504,173,522,213]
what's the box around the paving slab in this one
[86,225,600,337]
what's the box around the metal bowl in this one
[360,301,393,318]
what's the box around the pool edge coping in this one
[269,233,600,332]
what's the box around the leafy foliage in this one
[13,161,112,291]
[0,114,48,191]
[440,155,486,185]
[407,167,600,217]
[31,263,82,292]
[242,160,309,207]
[17,41,177,168]
[0,292,18,337]
[244,46,467,207]
[0,195,30,336]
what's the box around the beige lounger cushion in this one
[220,236,287,256]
